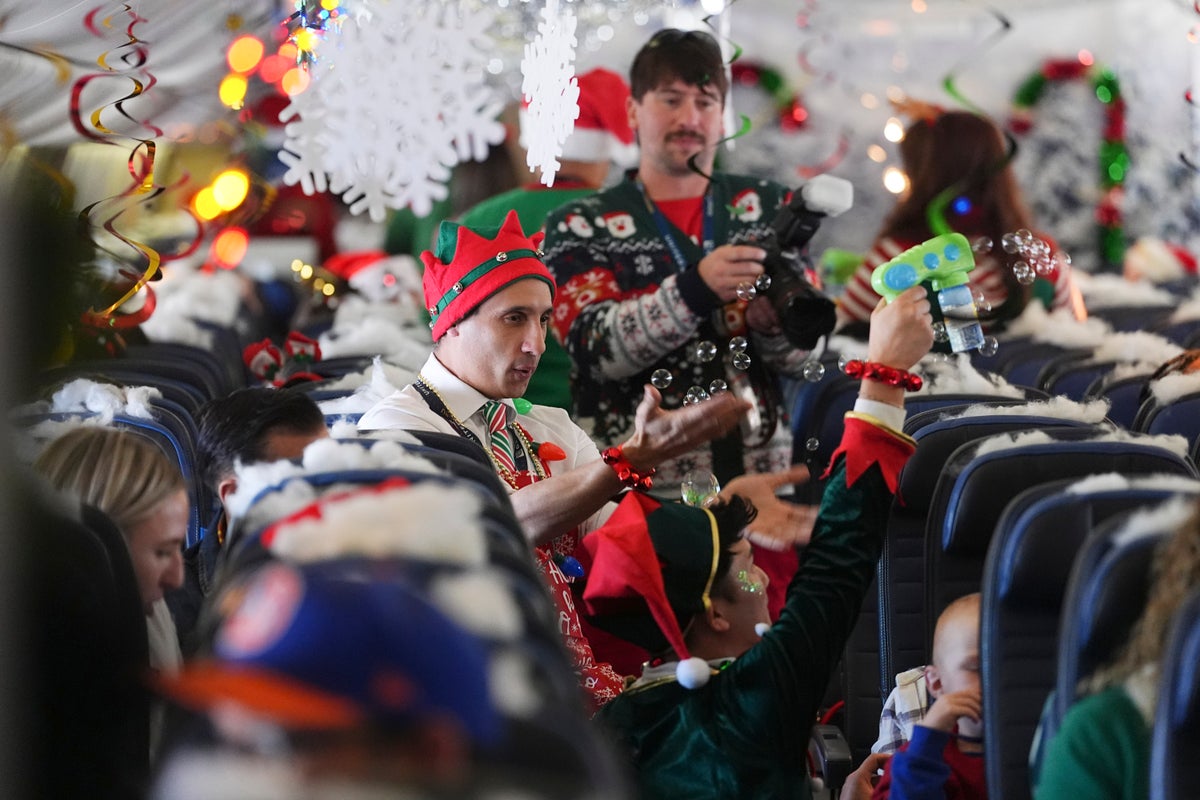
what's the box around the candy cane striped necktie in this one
[482,400,517,475]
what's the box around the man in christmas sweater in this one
[543,28,817,615]
[459,67,639,412]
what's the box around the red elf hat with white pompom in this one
[577,491,722,689]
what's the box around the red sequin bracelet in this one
[842,359,923,391]
[601,446,656,491]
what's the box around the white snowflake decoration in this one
[520,0,579,188]
[279,2,506,221]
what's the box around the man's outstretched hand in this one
[621,385,750,469]
[721,465,816,550]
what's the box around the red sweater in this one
[872,725,987,800]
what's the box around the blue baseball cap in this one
[161,562,500,745]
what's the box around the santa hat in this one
[158,561,500,743]
[1123,237,1199,284]
[522,67,638,168]
[577,492,722,689]
[421,209,556,340]
[324,250,389,281]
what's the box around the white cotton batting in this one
[1149,371,1200,405]
[489,651,543,718]
[299,438,438,475]
[1111,495,1200,546]
[318,317,434,366]
[150,270,246,327]
[1074,272,1178,308]
[1091,332,1181,365]
[316,356,410,400]
[940,396,1110,423]
[971,427,1190,460]
[50,378,160,423]
[266,483,488,567]
[141,313,215,350]
[912,353,1024,398]
[430,570,524,640]
[1168,292,1200,323]
[1065,472,1200,495]
[227,466,315,524]
[1003,302,1112,347]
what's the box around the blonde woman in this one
[1036,498,1200,800]
[34,426,188,757]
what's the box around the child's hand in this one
[919,688,982,733]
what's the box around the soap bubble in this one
[837,354,852,372]
[805,438,820,452]
[754,273,772,292]
[1000,232,1021,254]
[802,360,825,382]
[708,378,728,394]
[1017,228,1034,245]
[932,321,948,343]
[1013,261,1035,285]
[729,336,748,352]
[732,351,752,370]
[977,336,999,357]
[971,236,993,255]
[1034,257,1055,277]
[685,385,709,405]
[681,470,721,507]
[651,369,673,389]
[693,340,717,363]
[972,289,992,313]
[735,281,757,302]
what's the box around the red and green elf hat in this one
[577,491,721,689]
[421,209,556,341]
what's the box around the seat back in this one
[1135,391,1200,454]
[1085,373,1152,430]
[1053,498,1197,742]
[1038,356,1118,401]
[1151,588,1200,800]
[878,417,1095,692]
[982,480,1199,800]
[999,344,1088,389]
[851,415,1092,763]
[930,434,1196,659]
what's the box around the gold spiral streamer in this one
[72,3,167,324]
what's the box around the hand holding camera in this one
[752,174,853,350]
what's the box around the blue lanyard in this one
[637,180,716,272]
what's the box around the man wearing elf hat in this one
[543,28,824,620]
[576,287,934,798]
[459,67,639,412]
[357,209,752,708]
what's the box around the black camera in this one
[757,175,853,350]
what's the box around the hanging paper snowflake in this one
[278,2,506,221]
[520,0,579,188]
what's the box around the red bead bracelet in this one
[601,446,656,491]
[842,359,923,392]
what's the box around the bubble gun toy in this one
[870,232,984,352]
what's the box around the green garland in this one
[1010,58,1127,268]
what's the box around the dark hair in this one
[196,387,326,489]
[707,494,757,598]
[630,28,728,102]
[881,111,1036,322]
